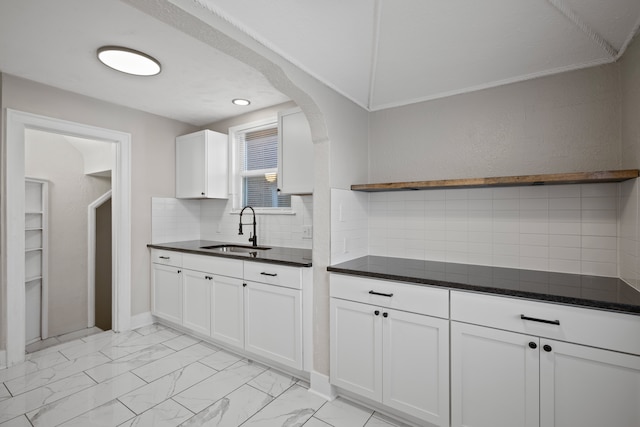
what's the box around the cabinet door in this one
[278,108,313,194]
[176,132,206,198]
[244,281,302,370]
[383,309,449,426]
[182,270,211,335]
[211,275,244,348]
[451,322,539,427]
[152,263,183,325]
[540,339,640,427]
[330,298,382,402]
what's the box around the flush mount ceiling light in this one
[97,46,161,76]
[232,98,251,106]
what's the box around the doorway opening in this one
[23,129,114,353]
[5,109,131,366]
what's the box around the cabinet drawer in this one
[151,249,182,267]
[451,290,640,355]
[244,262,302,289]
[182,253,243,278]
[330,274,449,319]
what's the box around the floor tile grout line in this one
[5,352,112,397]
[118,361,220,415]
[169,360,269,422]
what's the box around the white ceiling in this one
[0,0,290,126]
[200,0,640,110]
[1,0,639,126]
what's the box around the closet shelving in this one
[25,178,48,343]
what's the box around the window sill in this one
[230,209,296,216]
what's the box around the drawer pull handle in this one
[520,315,560,326]
[260,272,278,277]
[159,256,170,259]
[369,290,394,297]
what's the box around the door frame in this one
[5,109,131,366]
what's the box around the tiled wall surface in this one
[151,198,201,244]
[200,196,313,249]
[331,189,369,264]
[620,180,639,289]
[333,183,622,278]
[151,196,314,249]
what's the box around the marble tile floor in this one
[1,323,409,427]
[25,327,105,354]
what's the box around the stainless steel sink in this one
[200,244,271,254]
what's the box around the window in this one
[230,118,291,211]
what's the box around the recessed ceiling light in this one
[232,98,251,106]
[97,46,161,76]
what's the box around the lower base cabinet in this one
[330,297,449,426]
[451,321,640,427]
[182,269,211,336]
[244,281,302,370]
[211,274,244,348]
[151,263,183,325]
[151,249,307,373]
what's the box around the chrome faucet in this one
[238,205,258,247]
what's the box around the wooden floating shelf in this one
[351,169,640,192]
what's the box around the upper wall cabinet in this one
[176,130,228,199]
[278,107,313,195]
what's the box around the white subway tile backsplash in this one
[581,182,618,198]
[548,184,581,198]
[349,182,629,278]
[520,198,548,210]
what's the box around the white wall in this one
[620,34,640,291]
[25,130,112,336]
[1,74,198,320]
[368,63,621,183]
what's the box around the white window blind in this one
[236,124,291,209]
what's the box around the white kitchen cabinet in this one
[176,129,228,199]
[151,263,183,325]
[277,107,313,195]
[330,274,450,426]
[244,281,302,370]
[451,321,539,427]
[451,290,640,427]
[182,269,211,335]
[330,298,382,401]
[539,339,640,427]
[383,308,449,423]
[150,248,310,373]
[211,274,244,348]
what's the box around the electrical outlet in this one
[302,225,312,239]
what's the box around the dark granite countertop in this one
[148,240,312,267]
[328,256,640,316]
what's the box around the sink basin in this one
[200,244,271,254]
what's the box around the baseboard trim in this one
[0,350,6,370]
[309,371,337,401]
[130,312,154,330]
